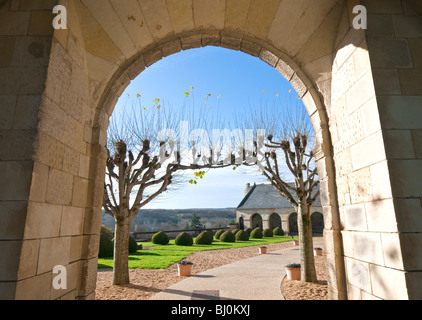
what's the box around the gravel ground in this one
[95,238,328,300]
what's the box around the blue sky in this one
[112,46,308,209]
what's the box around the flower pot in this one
[285,266,301,281]
[293,240,299,246]
[314,248,323,256]
[259,246,267,254]
[177,263,193,277]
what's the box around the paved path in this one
[150,239,323,300]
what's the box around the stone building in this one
[1,0,422,300]
[236,183,323,234]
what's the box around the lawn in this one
[97,235,296,269]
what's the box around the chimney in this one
[245,183,252,196]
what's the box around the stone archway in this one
[268,213,282,230]
[2,0,422,301]
[250,213,263,230]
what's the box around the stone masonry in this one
[0,0,421,300]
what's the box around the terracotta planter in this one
[285,266,301,281]
[314,248,323,256]
[293,240,299,246]
[259,246,267,254]
[177,263,193,277]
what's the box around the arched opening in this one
[250,213,263,230]
[269,213,282,230]
[311,212,324,235]
[288,212,298,235]
[239,217,245,230]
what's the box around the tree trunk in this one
[113,214,132,285]
[297,202,318,283]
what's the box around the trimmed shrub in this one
[152,231,169,245]
[263,228,273,237]
[219,230,236,243]
[273,227,285,236]
[129,236,138,254]
[235,230,249,241]
[244,228,252,236]
[98,233,114,258]
[231,228,240,234]
[214,229,225,240]
[175,232,193,246]
[195,230,213,245]
[100,225,114,239]
[250,227,263,239]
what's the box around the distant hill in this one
[101,208,236,233]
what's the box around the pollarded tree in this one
[236,100,320,283]
[103,94,238,285]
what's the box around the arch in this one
[311,212,324,234]
[268,213,282,230]
[288,212,298,235]
[239,217,245,231]
[250,213,263,230]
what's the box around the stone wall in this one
[1,0,421,300]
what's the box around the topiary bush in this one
[98,233,114,258]
[100,225,114,239]
[175,232,193,246]
[250,227,263,239]
[214,229,225,240]
[195,230,213,245]
[244,228,252,236]
[219,230,236,243]
[129,235,138,254]
[273,227,285,236]
[152,231,169,245]
[263,228,273,237]
[235,230,249,242]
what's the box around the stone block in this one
[383,129,415,159]
[350,131,386,171]
[398,68,422,95]
[221,35,241,51]
[60,206,84,236]
[14,95,41,130]
[0,11,30,36]
[377,96,422,130]
[345,70,375,115]
[0,66,47,95]
[17,239,40,279]
[225,0,251,30]
[72,177,89,208]
[160,39,181,57]
[345,257,371,293]
[15,272,52,300]
[46,169,74,205]
[394,198,422,233]
[240,39,261,57]
[406,272,422,300]
[411,130,422,158]
[0,241,21,281]
[366,14,395,37]
[372,68,401,95]
[28,161,49,202]
[362,0,403,14]
[181,35,202,50]
[0,161,33,201]
[0,129,36,161]
[259,49,279,67]
[69,235,83,263]
[369,160,393,200]
[393,15,422,38]
[0,201,27,240]
[388,160,422,197]
[367,38,412,68]
[11,36,52,67]
[343,204,367,231]
[400,233,422,269]
[352,231,384,265]
[166,0,195,34]
[28,11,54,36]
[24,202,62,239]
[37,236,71,274]
[244,0,281,39]
[138,0,174,39]
[0,36,16,67]
[193,0,225,29]
[0,95,16,129]
[408,38,422,68]
[369,264,408,300]
[365,199,398,233]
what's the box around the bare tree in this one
[103,98,237,285]
[235,100,320,283]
